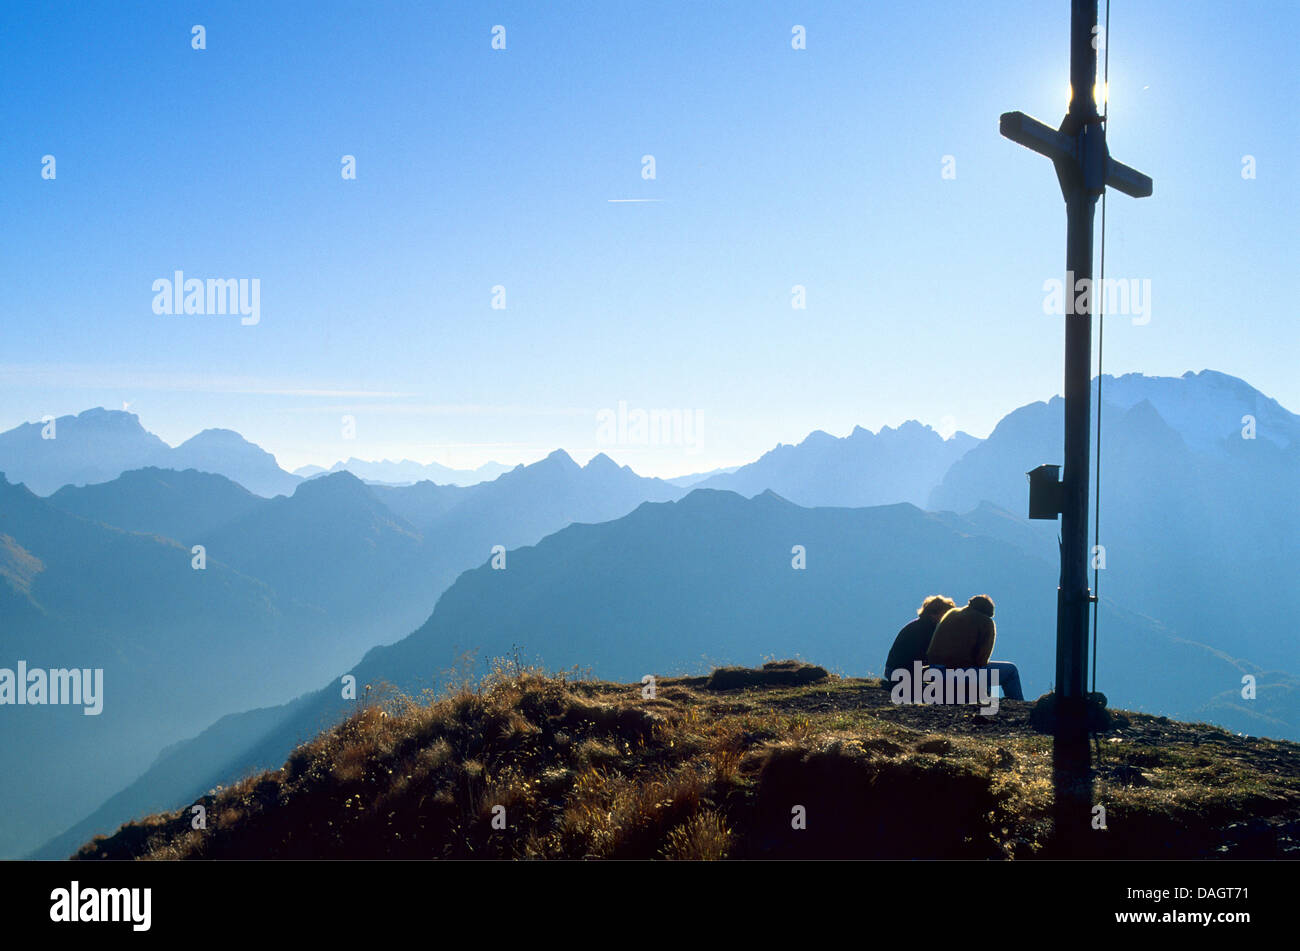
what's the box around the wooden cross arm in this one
[1002,110,1154,199]
[999,111,1074,165]
[1105,157,1153,198]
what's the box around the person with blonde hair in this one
[884,595,956,681]
[925,594,1024,700]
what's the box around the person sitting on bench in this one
[925,594,1024,701]
[884,595,956,681]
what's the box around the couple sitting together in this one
[884,594,1024,701]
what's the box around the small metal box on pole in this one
[1027,464,1063,520]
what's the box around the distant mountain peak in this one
[0,406,304,497]
[187,427,238,438]
[180,428,256,447]
[542,449,579,469]
[291,456,513,488]
[76,406,140,422]
[291,468,368,498]
[64,407,152,434]
[1182,368,1247,386]
[876,420,942,443]
[799,429,836,447]
[676,486,744,507]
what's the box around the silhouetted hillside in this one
[72,664,1300,860]
[48,467,264,541]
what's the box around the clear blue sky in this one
[1,0,1295,476]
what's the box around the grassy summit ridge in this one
[76,661,1300,860]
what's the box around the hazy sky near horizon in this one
[1,0,1295,476]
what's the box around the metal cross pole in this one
[1000,0,1151,849]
